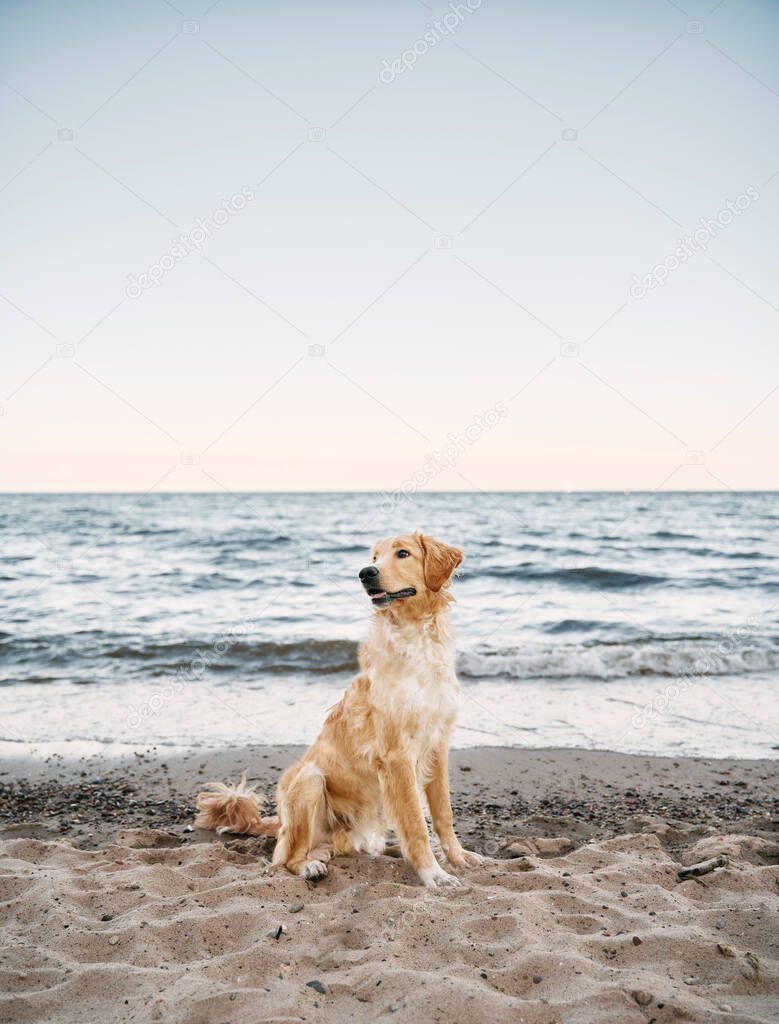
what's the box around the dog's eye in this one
[396,549,410,558]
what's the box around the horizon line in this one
[1,489,777,496]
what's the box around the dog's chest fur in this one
[361,613,459,771]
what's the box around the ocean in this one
[1,491,777,759]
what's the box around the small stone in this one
[289,902,304,914]
[631,990,653,1006]
[744,951,761,981]
[306,980,326,995]
[502,836,572,858]
[717,942,736,957]
[267,925,285,940]
[632,936,642,946]
[683,976,698,985]
[715,919,725,929]
[532,975,542,984]
[100,914,113,922]
[719,1005,733,1013]
[108,936,119,946]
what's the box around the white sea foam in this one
[457,638,779,681]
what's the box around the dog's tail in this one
[195,770,280,837]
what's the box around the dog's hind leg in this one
[273,765,332,879]
[299,842,333,879]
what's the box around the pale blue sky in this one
[1,0,777,491]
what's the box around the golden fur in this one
[195,532,482,887]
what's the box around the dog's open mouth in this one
[366,587,417,607]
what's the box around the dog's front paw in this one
[300,859,328,880]
[446,845,485,868]
[419,864,461,888]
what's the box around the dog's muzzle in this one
[358,565,416,607]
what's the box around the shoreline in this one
[2,745,776,850]
[3,665,778,760]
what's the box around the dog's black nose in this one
[359,565,379,582]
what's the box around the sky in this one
[1,0,778,493]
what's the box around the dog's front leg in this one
[425,747,484,869]
[377,752,459,888]
[425,749,481,868]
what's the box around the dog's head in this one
[358,533,463,611]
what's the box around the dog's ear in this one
[418,534,463,592]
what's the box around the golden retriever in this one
[195,532,482,888]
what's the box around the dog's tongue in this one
[371,591,387,600]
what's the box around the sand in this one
[1,747,777,1023]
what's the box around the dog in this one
[195,532,482,888]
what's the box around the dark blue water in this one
[1,492,777,756]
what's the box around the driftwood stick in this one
[677,854,729,880]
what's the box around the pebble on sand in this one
[631,990,653,1006]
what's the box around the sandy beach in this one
[1,746,777,1023]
